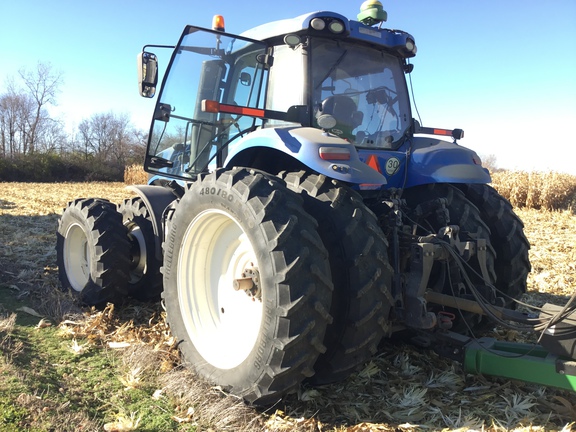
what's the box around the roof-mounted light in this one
[212,15,225,32]
[310,18,326,31]
[357,0,387,26]
[328,19,345,33]
[405,38,417,54]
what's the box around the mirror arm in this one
[143,44,176,50]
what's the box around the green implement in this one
[464,337,576,392]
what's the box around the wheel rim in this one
[126,222,147,283]
[63,223,90,292]
[178,209,263,370]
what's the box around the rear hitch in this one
[402,224,490,330]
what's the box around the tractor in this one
[56,1,575,405]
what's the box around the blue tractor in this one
[56,2,534,404]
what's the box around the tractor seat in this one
[318,95,363,131]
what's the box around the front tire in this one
[56,198,131,306]
[162,168,333,405]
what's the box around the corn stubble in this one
[1,172,575,431]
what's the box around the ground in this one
[0,182,575,431]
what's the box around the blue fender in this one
[404,137,491,187]
[225,126,387,185]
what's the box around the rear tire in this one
[118,197,163,301]
[457,183,530,304]
[162,168,333,405]
[282,171,393,384]
[402,184,497,332]
[56,198,131,306]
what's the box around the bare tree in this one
[129,128,148,165]
[0,64,63,156]
[35,118,68,153]
[480,154,499,173]
[18,62,63,154]
[77,111,142,164]
[0,63,148,175]
[77,118,92,159]
[0,83,34,156]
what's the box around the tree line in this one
[0,62,146,181]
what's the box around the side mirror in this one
[137,51,158,98]
[239,72,252,86]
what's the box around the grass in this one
[1,174,576,431]
[0,288,186,432]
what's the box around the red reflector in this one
[220,104,265,117]
[366,154,382,173]
[201,100,266,118]
[319,147,350,160]
[202,100,220,113]
[433,128,452,136]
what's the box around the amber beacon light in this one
[212,15,225,32]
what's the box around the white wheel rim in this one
[178,209,263,370]
[63,223,90,292]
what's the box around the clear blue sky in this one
[2,1,575,174]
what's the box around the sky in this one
[1,0,575,174]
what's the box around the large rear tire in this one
[402,184,497,331]
[162,168,333,405]
[56,198,131,306]
[282,171,393,384]
[456,183,530,304]
[118,197,163,301]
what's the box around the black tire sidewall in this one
[282,171,393,383]
[56,199,129,305]
[162,170,331,399]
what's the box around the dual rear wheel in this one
[55,172,529,405]
[160,168,396,403]
[56,197,163,305]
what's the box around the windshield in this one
[310,39,411,149]
[145,27,268,179]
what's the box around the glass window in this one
[266,44,305,117]
[310,39,411,149]
[146,28,268,179]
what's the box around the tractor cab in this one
[139,5,415,183]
